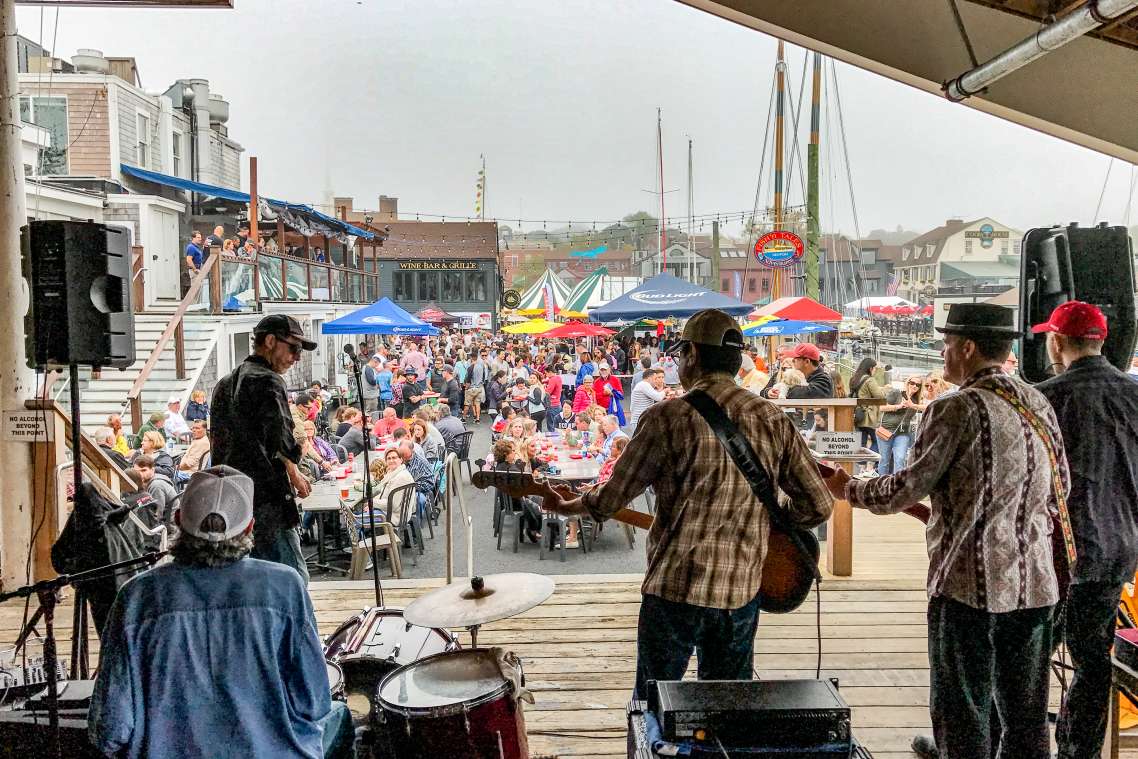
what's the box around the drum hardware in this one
[403,573,555,648]
[327,662,345,702]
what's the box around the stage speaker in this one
[22,220,135,369]
[1020,222,1136,383]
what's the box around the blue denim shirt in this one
[89,558,332,759]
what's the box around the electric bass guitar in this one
[470,469,819,614]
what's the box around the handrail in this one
[25,399,136,494]
[127,248,221,430]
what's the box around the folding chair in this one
[339,499,402,579]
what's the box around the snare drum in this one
[326,661,345,702]
[375,649,530,759]
[324,607,458,698]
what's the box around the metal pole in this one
[805,52,822,302]
[944,0,1138,100]
[0,0,37,587]
[657,108,666,274]
[772,41,786,299]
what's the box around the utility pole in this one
[806,52,822,301]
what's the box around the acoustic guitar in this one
[470,469,819,614]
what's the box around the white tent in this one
[843,296,916,316]
[516,268,574,314]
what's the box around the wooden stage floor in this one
[3,510,1136,758]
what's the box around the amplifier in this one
[647,679,852,755]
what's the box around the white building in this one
[894,218,1022,304]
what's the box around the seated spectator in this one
[334,407,361,439]
[302,421,336,472]
[412,407,447,455]
[548,401,575,432]
[133,454,178,535]
[132,411,167,449]
[505,418,527,448]
[391,427,425,460]
[163,396,191,443]
[95,426,132,470]
[434,404,466,450]
[133,430,176,481]
[338,414,368,457]
[369,447,415,527]
[409,419,441,463]
[490,438,542,544]
[491,406,515,434]
[398,438,436,513]
[373,407,406,439]
[88,466,353,759]
[185,390,210,423]
[572,382,595,414]
[178,420,211,473]
[106,414,132,457]
[594,415,629,466]
[508,378,529,411]
[596,435,629,485]
[291,393,315,450]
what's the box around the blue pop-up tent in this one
[322,297,440,336]
[588,272,753,321]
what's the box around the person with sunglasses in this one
[210,314,316,584]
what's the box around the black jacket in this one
[1037,355,1138,583]
[441,378,462,411]
[211,355,302,542]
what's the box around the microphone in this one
[343,344,362,364]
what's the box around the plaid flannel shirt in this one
[582,375,833,609]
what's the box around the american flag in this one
[885,272,900,297]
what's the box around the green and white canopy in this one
[516,268,574,315]
[561,266,609,318]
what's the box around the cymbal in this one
[403,573,555,629]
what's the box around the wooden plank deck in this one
[2,510,1135,757]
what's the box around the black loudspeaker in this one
[1020,222,1136,383]
[22,220,135,369]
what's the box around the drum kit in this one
[324,573,555,759]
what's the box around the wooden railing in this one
[127,248,222,430]
[25,399,136,580]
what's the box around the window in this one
[761,278,770,293]
[417,271,438,301]
[747,277,757,293]
[721,278,729,291]
[860,249,877,266]
[172,130,184,177]
[19,96,68,174]
[1000,240,1008,254]
[136,112,151,168]
[393,271,414,301]
[465,271,487,301]
[965,240,973,255]
[442,272,463,302]
[507,255,518,269]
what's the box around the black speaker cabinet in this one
[1020,223,1136,383]
[22,220,135,369]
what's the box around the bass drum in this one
[324,607,458,699]
[375,649,530,759]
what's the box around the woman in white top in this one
[371,447,415,528]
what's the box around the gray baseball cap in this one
[178,465,255,542]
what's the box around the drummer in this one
[89,466,354,759]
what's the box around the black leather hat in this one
[936,303,1021,338]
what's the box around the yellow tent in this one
[502,318,559,335]
[739,315,781,331]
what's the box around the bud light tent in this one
[587,272,753,322]
[322,297,440,336]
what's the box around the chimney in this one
[333,196,354,220]
[378,196,398,221]
[946,218,964,225]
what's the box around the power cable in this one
[1092,157,1114,223]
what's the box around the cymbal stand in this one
[345,348,383,609]
[0,551,166,759]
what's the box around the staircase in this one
[68,313,222,434]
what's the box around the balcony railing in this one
[252,251,379,305]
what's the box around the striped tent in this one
[516,268,574,315]
[560,266,609,319]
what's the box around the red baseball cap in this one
[789,343,822,362]
[1030,301,1108,340]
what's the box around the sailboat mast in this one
[806,52,822,302]
[657,108,667,275]
[772,40,786,299]
[481,155,487,222]
[687,137,694,283]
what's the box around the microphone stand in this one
[345,348,383,609]
[0,551,167,759]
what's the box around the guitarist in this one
[542,308,832,699]
[823,304,1069,759]
[211,314,314,584]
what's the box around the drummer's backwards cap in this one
[669,309,744,355]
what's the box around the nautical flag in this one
[885,272,900,297]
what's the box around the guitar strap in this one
[684,389,822,581]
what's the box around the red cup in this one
[340,487,350,500]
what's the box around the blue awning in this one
[119,164,374,240]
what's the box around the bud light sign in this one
[754,231,805,269]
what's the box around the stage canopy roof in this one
[589,272,753,321]
[679,0,1138,163]
[322,297,439,336]
[743,320,835,337]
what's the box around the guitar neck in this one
[471,470,655,531]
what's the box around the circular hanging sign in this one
[501,289,521,309]
[754,231,805,269]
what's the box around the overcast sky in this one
[17,0,1138,238]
